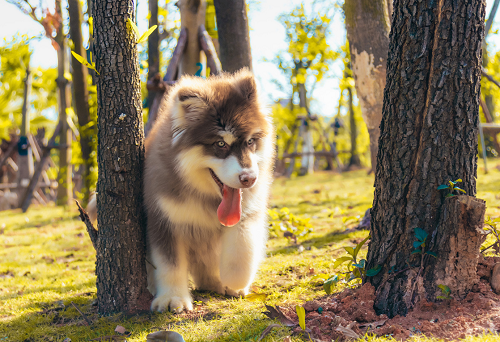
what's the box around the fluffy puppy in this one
[144,69,275,313]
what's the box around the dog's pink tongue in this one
[217,185,242,227]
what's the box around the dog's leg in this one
[219,216,267,296]
[189,241,225,295]
[148,211,192,313]
[150,241,193,313]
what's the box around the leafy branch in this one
[437,179,466,197]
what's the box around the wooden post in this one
[18,65,35,205]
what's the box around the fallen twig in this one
[71,301,93,326]
[76,200,98,250]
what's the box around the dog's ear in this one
[177,88,208,119]
[233,69,257,101]
[170,87,208,144]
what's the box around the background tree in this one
[275,4,338,175]
[213,0,252,72]
[366,0,486,317]
[178,0,206,75]
[54,0,73,206]
[91,0,151,314]
[68,0,93,205]
[147,0,160,113]
[344,0,391,173]
[8,0,73,206]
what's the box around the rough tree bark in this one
[213,0,252,72]
[178,0,206,76]
[92,0,151,314]
[344,0,391,172]
[147,0,160,113]
[55,0,73,206]
[68,0,92,205]
[366,0,486,318]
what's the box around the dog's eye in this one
[216,141,226,148]
[247,138,255,146]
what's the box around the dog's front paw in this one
[224,286,249,297]
[151,293,193,313]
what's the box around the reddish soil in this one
[281,256,500,341]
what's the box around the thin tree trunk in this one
[148,0,160,114]
[213,0,252,72]
[347,85,361,167]
[68,0,92,205]
[366,0,485,318]
[18,65,34,204]
[298,83,314,175]
[92,0,152,314]
[55,0,73,206]
[178,0,206,76]
[344,0,390,172]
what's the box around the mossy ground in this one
[1,164,500,342]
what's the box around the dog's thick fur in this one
[144,69,275,313]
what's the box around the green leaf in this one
[333,256,352,269]
[127,18,140,38]
[137,25,158,43]
[245,293,267,302]
[323,275,338,294]
[414,228,428,242]
[454,187,466,193]
[413,240,423,248]
[445,193,454,198]
[437,184,449,190]
[411,249,422,255]
[436,296,448,300]
[353,235,370,259]
[438,284,451,295]
[344,246,355,257]
[366,265,382,277]
[71,51,100,75]
[296,305,306,330]
[426,251,438,258]
[353,259,366,269]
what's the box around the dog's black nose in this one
[239,172,256,187]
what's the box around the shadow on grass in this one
[269,228,368,256]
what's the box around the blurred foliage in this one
[480,48,500,158]
[268,207,313,241]
[272,40,370,169]
[277,4,338,98]
[0,35,57,141]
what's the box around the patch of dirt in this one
[282,256,500,341]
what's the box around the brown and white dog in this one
[144,69,275,313]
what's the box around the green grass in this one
[1,167,500,341]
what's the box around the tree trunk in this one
[68,0,92,205]
[18,65,34,204]
[178,0,206,76]
[344,0,390,172]
[213,0,252,72]
[92,0,152,314]
[298,83,314,175]
[347,85,361,167]
[55,0,73,206]
[366,0,485,318]
[147,0,160,114]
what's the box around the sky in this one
[0,0,499,119]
